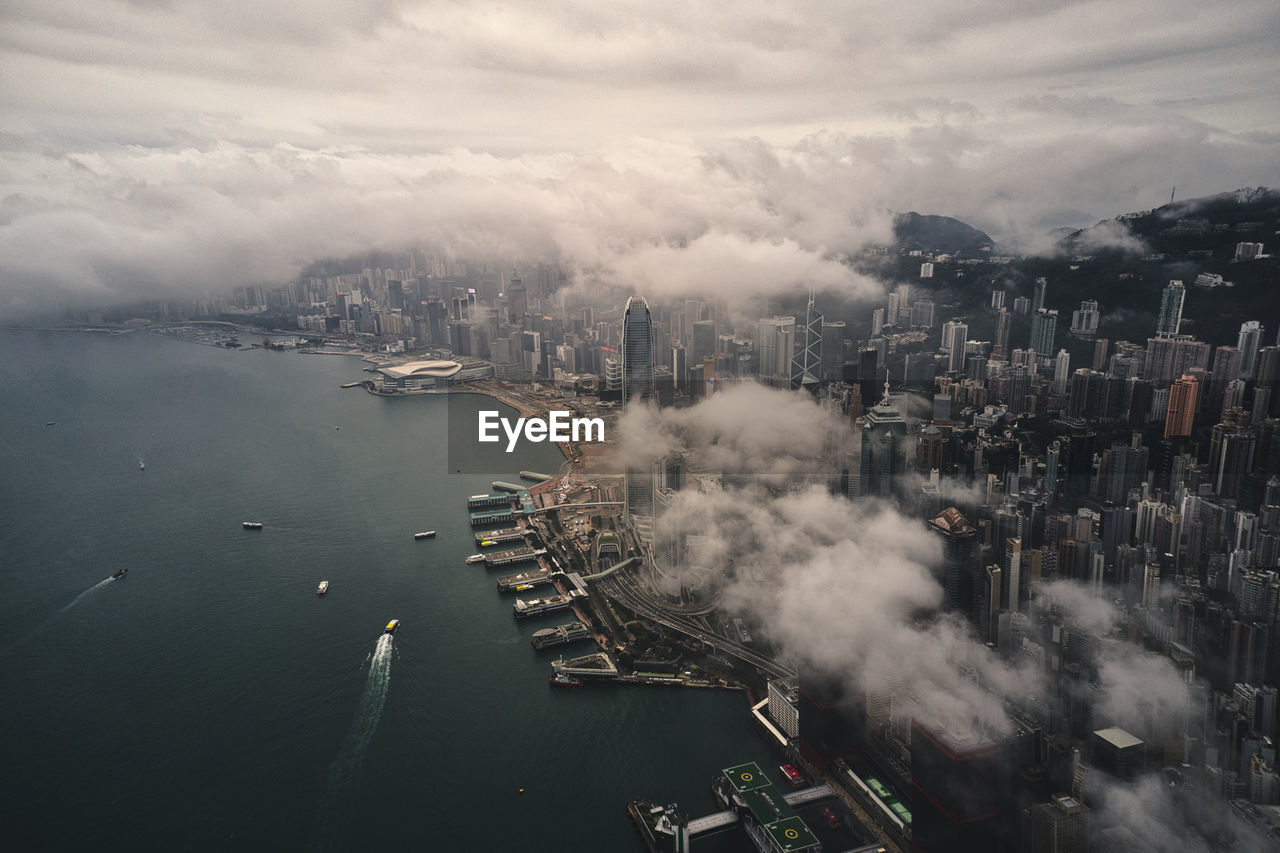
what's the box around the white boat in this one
[466,554,485,564]
[414,530,436,540]
[242,521,263,530]
[316,580,329,595]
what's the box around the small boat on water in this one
[316,580,329,596]
[139,461,145,471]
[414,531,436,540]
[384,619,400,634]
[466,554,485,564]
[242,522,263,530]
[549,672,582,688]
[112,568,128,579]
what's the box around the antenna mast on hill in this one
[1170,186,1176,205]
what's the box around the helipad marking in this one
[784,828,799,839]
[740,772,753,782]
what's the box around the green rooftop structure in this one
[721,762,820,852]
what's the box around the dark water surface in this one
[0,329,774,852]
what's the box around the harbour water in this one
[0,329,776,851]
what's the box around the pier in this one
[474,527,526,545]
[467,493,513,510]
[519,470,553,482]
[497,569,553,591]
[470,508,519,527]
[513,593,575,618]
[484,546,546,567]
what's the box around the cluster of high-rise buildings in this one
[119,248,1280,850]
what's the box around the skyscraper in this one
[757,315,796,387]
[1156,280,1186,336]
[993,308,1011,360]
[942,320,968,373]
[1032,277,1047,314]
[622,296,654,403]
[1165,374,1199,439]
[1239,320,1265,379]
[1030,309,1058,365]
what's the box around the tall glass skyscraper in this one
[623,296,656,523]
[622,296,654,403]
[1156,280,1186,336]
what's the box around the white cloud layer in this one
[0,0,1277,314]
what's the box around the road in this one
[596,567,794,680]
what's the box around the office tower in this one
[790,295,822,391]
[1046,441,1061,497]
[991,289,1006,310]
[1032,277,1047,314]
[622,296,654,402]
[942,320,968,373]
[622,299,657,524]
[1156,280,1186,336]
[911,720,1008,852]
[1091,727,1145,780]
[911,300,936,327]
[1025,795,1089,853]
[691,320,717,366]
[931,508,978,616]
[507,278,527,326]
[1013,296,1031,314]
[856,383,908,499]
[1240,320,1265,379]
[871,307,885,337]
[757,315,796,387]
[1165,375,1199,439]
[887,291,901,328]
[1091,338,1110,371]
[993,308,1011,359]
[1053,350,1071,395]
[671,345,688,389]
[1030,309,1058,365]
[819,320,846,381]
[1070,300,1099,337]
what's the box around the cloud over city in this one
[1,0,1278,315]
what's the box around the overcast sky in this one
[2,0,1278,314]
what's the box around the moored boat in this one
[549,672,582,688]
[317,580,329,595]
[466,554,485,564]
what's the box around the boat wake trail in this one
[58,577,115,614]
[311,634,394,850]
